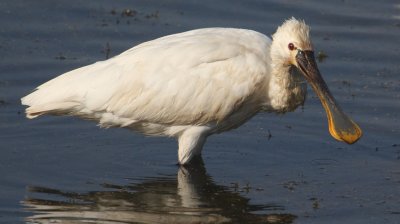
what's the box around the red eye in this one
[288,43,295,51]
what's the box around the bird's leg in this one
[177,126,209,165]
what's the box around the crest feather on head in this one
[272,17,312,51]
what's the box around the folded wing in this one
[21,28,271,128]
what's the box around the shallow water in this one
[1,0,399,223]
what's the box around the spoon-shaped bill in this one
[296,50,362,144]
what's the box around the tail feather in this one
[21,88,81,119]
[21,59,115,119]
[24,102,80,119]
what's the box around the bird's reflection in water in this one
[23,158,296,224]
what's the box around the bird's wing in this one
[22,28,271,126]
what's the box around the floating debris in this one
[55,53,66,60]
[282,181,298,191]
[310,197,320,209]
[342,80,351,86]
[103,42,111,59]
[121,8,137,17]
[106,8,161,26]
[54,53,76,60]
[145,10,159,19]
[317,51,328,62]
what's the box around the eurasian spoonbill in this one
[21,18,362,164]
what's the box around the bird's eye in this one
[288,43,295,51]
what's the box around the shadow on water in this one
[22,158,296,224]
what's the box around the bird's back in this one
[22,28,272,134]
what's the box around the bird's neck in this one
[265,55,307,112]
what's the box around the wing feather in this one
[22,28,271,126]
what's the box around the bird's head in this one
[272,18,362,144]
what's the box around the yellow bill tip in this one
[328,119,362,144]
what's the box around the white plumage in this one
[21,18,362,164]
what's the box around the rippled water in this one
[1,0,399,223]
[23,159,296,224]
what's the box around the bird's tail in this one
[21,90,80,119]
[22,101,79,119]
[20,56,121,119]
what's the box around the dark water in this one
[1,0,399,223]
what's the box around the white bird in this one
[21,18,362,165]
